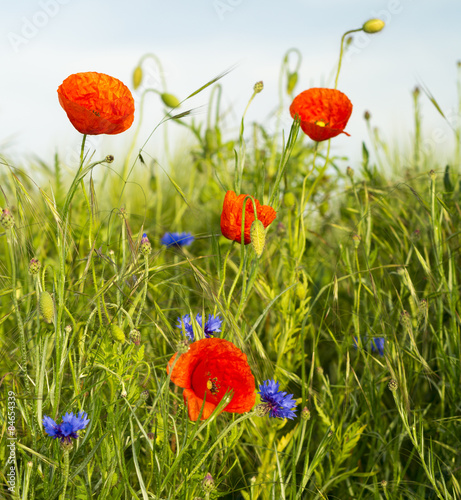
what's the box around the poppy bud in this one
[362,18,385,34]
[132,65,143,90]
[284,192,296,208]
[1,208,14,229]
[250,219,266,257]
[286,72,298,95]
[39,292,54,324]
[160,93,180,108]
[253,81,264,93]
[110,324,125,343]
[129,329,141,346]
[29,258,41,275]
[296,282,307,301]
[205,128,218,151]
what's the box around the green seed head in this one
[253,81,264,94]
[39,292,54,324]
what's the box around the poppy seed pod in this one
[39,292,54,324]
[160,93,180,108]
[362,18,385,34]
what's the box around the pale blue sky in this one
[1,0,460,169]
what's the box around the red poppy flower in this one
[290,88,352,142]
[167,338,256,421]
[220,190,276,245]
[58,72,135,135]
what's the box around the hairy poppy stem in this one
[334,28,362,89]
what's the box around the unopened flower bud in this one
[161,93,180,108]
[362,18,385,34]
[65,325,72,334]
[250,219,266,257]
[29,258,41,275]
[110,324,125,343]
[1,208,14,229]
[39,292,55,324]
[140,233,152,256]
[286,72,298,95]
[121,389,127,398]
[301,407,311,421]
[400,310,411,329]
[105,155,114,163]
[133,65,143,90]
[413,86,420,97]
[60,440,74,452]
[429,170,436,181]
[253,81,264,93]
[296,282,307,301]
[388,379,398,392]
[202,473,215,493]
[129,329,141,346]
[140,390,149,401]
[352,234,361,248]
[364,110,371,121]
[284,192,296,207]
[147,432,155,440]
[254,403,271,417]
[346,166,354,178]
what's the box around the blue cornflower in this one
[43,411,90,443]
[196,313,223,338]
[161,232,194,248]
[353,336,385,356]
[176,314,194,341]
[257,380,297,419]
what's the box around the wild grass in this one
[1,45,461,499]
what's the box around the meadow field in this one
[1,18,460,500]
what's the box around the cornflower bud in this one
[388,379,398,392]
[29,258,41,275]
[202,473,215,493]
[105,155,114,163]
[253,81,264,93]
[140,233,152,256]
[301,407,311,421]
[129,329,141,346]
[1,208,14,229]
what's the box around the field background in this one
[1,1,461,499]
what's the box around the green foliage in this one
[1,54,461,500]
